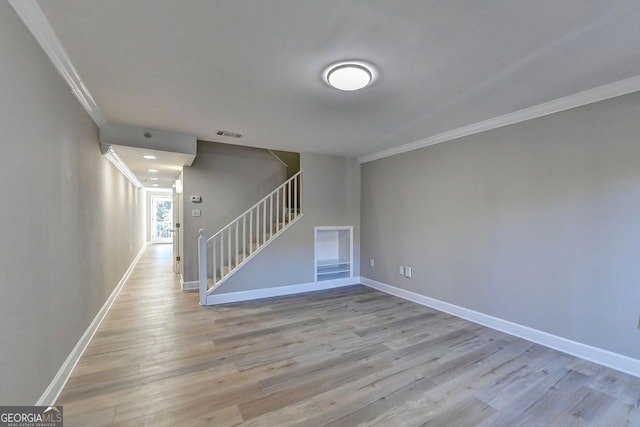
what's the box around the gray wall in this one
[182,141,287,282]
[271,150,300,179]
[211,152,360,293]
[361,91,640,360]
[0,4,145,404]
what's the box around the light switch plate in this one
[192,209,201,217]
[399,265,405,275]
[405,267,412,278]
[370,258,375,267]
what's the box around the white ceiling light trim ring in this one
[324,61,376,91]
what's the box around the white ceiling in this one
[111,145,189,189]
[34,1,640,161]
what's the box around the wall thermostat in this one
[190,195,202,203]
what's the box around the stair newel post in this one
[198,229,207,306]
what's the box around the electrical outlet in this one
[370,258,375,267]
[192,209,201,217]
[399,265,405,275]
[405,267,412,278]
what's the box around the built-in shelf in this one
[315,226,353,282]
[317,259,350,267]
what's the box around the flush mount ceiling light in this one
[325,61,376,91]
[143,155,157,160]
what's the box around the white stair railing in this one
[198,171,302,304]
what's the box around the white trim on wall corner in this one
[36,244,147,406]
[360,277,640,378]
[206,277,361,305]
[358,74,640,164]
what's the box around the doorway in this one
[151,195,173,244]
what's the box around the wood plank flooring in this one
[56,244,640,426]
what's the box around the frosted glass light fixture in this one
[325,62,375,91]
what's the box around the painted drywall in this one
[181,141,287,282]
[361,90,640,360]
[271,150,300,179]
[210,152,360,293]
[0,3,145,404]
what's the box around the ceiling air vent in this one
[216,130,243,138]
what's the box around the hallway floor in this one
[57,244,640,426]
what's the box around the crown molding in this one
[9,0,106,127]
[359,74,640,163]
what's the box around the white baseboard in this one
[205,276,361,305]
[360,277,640,378]
[36,243,147,405]
[180,275,198,291]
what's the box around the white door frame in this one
[151,195,173,244]
[172,189,182,274]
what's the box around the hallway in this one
[57,245,640,426]
[56,244,217,425]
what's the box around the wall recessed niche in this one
[314,226,353,282]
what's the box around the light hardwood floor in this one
[57,244,640,426]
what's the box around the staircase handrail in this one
[206,170,301,243]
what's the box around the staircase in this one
[198,171,302,305]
